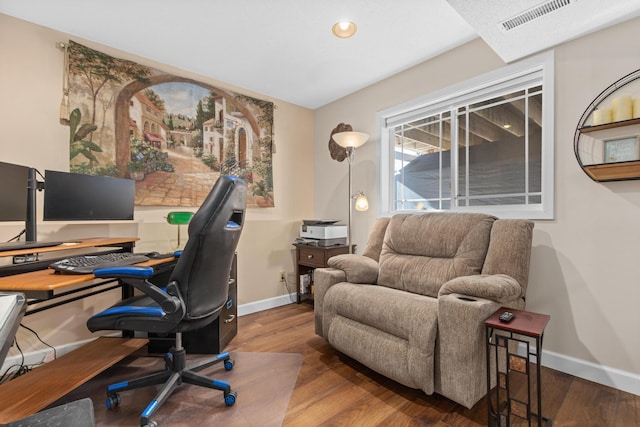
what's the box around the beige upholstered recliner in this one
[314,212,534,409]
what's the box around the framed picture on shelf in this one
[603,136,640,163]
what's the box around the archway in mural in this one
[65,40,274,208]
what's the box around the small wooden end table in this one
[485,307,552,426]
[293,243,352,304]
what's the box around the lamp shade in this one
[167,211,194,225]
[354,193,369,211]
[332,131,369,148]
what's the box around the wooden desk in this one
[0,257,175,300]
[0,237,139,278]
[0,257,176,314]
[0,238,176,310]
[0,240,174,423]
[0,237,138,258]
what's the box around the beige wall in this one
[314,18,640,386]
[0,14,313,355]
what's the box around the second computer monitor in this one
[43,170,135,221]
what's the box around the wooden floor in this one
[227,303,640,427]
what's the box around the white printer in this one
[299,220,347,246]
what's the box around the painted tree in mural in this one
[68,41,150,126]
[143,89,165,112]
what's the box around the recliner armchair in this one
[87,175,247,427]
[314,212,534,409]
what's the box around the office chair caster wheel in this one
[224,390,237,406]
[224,358,234,371]
[106,393,121,409]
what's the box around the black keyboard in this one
[49,252,150,274]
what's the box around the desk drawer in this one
[297,247,325,268]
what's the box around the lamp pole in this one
[331,130,369,255]
[346,146,355,254]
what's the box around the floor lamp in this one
[332,131,369,254]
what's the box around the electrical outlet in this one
[280,271,286,281]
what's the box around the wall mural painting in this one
[64,40,274,208]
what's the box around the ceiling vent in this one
[499,0,574,31]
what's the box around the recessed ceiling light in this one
[332,21,357,38]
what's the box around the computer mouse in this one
[145,251,175,259]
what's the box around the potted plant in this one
[127,160,146,181]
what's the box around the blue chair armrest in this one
[94,266,155,279]
[94,266,184,317]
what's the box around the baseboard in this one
[237,293,296,316]
[541,349,640,396]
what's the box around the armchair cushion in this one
[378,213,495,297]
[327,254,379,284]
[361,217,390,261]
[323,283,438,393]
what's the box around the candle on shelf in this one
[633,97,640,119]
[612,95,633,122]
[592,108,612,125]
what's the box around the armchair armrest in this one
[94,266,185,320]
[313,267,346,337]
[438,274,523,304]
[327,254,379,284]
[314,255,379,337]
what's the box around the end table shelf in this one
[485,307,552,427]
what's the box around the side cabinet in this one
[294,244,350,303]
[148,254,238,354]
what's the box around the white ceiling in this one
[1,0,640,109]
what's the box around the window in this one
[377,52,554,219]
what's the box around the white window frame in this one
[377,51,555,219]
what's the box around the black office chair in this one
[86,175,247,427]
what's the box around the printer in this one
[299,220,347,246]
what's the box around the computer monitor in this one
[0,161,29,222]
[0,161,40,241]
[43,170,135,221]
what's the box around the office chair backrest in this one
[169,175,246,321]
